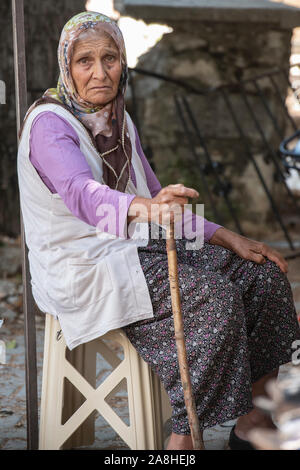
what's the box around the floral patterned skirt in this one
[122,223,300,434]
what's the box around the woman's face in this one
[70,32,122,106]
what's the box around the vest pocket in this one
[68,257,114,308]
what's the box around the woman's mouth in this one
[90,86,111,90]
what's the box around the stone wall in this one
[122,1,300,235]
[0,0,85,236]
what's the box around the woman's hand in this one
[127,184,199,225]
[151,184,199,225]
[209,227,288,274]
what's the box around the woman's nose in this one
[93,60,106,81]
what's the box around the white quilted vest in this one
[17,103,154,350]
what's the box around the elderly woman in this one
[17,12,300,450]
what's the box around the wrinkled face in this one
[70,31,122,107]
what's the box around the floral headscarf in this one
[21,11,132,193]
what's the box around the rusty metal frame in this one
[12,0,39,450]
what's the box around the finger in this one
[268,254,288,273]
[270,257,288,273]
[160,197,188,208]
[251,253,267,265]
[169,184,199,199]
[172,197,189,207]
[252,243,288,273]
[260,246,288,273]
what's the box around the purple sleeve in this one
[133,125,223,243]
[203,218,223,243]
[175,209,223,243]
[29,111,136,239]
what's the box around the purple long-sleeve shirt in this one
[29,111,222,242]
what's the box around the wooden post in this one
[166,221,204,450]
[12,0,39,450]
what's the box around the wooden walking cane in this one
[165,214,205,450]
[12,0,39,450]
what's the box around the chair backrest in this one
[12,0,39,450]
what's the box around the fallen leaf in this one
[6,340,17,349]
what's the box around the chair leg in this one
[122,331,172,450]
[39,315,96,449]
[61,342,96,449]
[39,315,66,449]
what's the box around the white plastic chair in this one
[39,313,172,450]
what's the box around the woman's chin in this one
[86,92,116,107]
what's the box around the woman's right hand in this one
[151,184,199,225]
[127,183,199,225]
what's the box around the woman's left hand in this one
[209,227,288,274]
